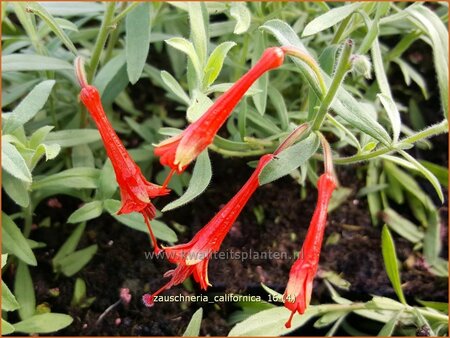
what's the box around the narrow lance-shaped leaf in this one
[406,6,448,117]
[382,208,424,243]
[252,31,268,115]
[381,225,407,304]
[13,313,73,334]
[15,262,36,320]
[398,149,444,203]
[2,80,55,134]
[26,2,78,54]
[166,37,202,85]
[302,3,362,37]
[126,2,151,84]
[163,150,212,212]
[2,319,15,335]
[103,199,178,243]
[183,308,203,336]
[372,37,401,143]
[204,41,236,88]
[230,2,251,34]
[2,279,20,312]
[188,2,208,67]
[2,212,37,266]
[160,70,191,105]
[68,201,103,224]
[2,54,72,72]
[259,133,320,185]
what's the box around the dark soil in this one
[4,151,447,336]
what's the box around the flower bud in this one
[351,54,372,79]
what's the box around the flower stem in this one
[281,46,327,95]
[311,39,353,131]
[110,2,140,26]
[332,15,352,44]
[103,3,125,64]
[87,2,116,83]
[274,123,309,155]
[331,119,448,164]
[209,144,274,157]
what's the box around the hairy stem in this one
[87,2,116,83]
[312,39,353,130]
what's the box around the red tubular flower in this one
[154,47,285,178]
[75,58,169,253]
[142,154,274,307]
[283,134,337,328]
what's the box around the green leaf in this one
[2,170,30,207]
[53,223,86,269]
[230,2,251,34]
[2,140,32,183]
[377,93,401,144]
[187,90,213,123]
[160,70,191,105]
[29,126,54,148]
[97,159,118,200]
[2,79,41,108]
[383,161,435,210]
[13,313,73,333]
[14,261,36,320]
[126,2,151,84]
[423,210,442,266]
[381,225,407,304]
[381,208,424,243]
[259,133,319,185]
[204,41,236,88]
[2,212,37,266]
[314,310,346,328]
[104,199,178,243]
[260,19,391,146]
[2,80,55,134]
[71,144,95,168]
[2,254,8,268]
[2,319,15,335]
[406,6,448,117]
[183,307,203,336]
[188,2,208,67]
[39,2,103,16]
[377,310,403,336]
[166,37,202,83]
[71,278,89,307]
[68,201,103,224]
[2,54,72,72]
[229,306,319,336]
[302,3,362,37]
[32,167,100,190]
[398,150,444,203]
[93,53,128,106]
[393,58,429,99]
[416,300,448,314]
[252,31,268,115]
[366,161,382,225]
[268,87,289,131]
[44,129,101,147]
[31,143,61,168]
[58,245,98,277]
[163,150,212,212]
[419,160,448,188]
[2,279,20,312]
[27,2,77,55]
